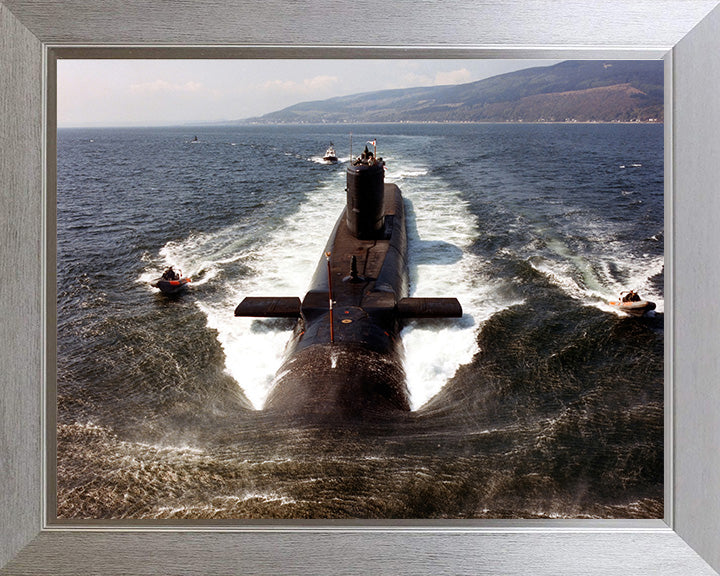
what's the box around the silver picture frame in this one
[2,1,720,574]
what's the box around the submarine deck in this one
[321,183,406,311]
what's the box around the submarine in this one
[235,143,462,419]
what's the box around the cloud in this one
[390,69,474,90]
[397,72,434,88]
[434,68,473,86]
[259,75,339,95]
[128,80,204,95]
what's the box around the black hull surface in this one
[266,184,410,419]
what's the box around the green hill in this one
[242,60,663,124]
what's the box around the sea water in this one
[56,123,663,519]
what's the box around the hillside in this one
[242,60,663,124]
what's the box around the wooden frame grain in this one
[2,1,720,574]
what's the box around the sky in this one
[57,59,561,128]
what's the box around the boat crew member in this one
[162,266,178,281]
[621,290,640,302]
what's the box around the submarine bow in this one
[235,144,462,419]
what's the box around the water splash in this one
[197,181,345,409]
[528,232,664,314]
[393,163,518,409]
[139,155,516,411]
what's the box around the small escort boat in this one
[608,290,656,317]
[151,267,191,295]
[323,143,338,163]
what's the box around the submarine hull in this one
[264,183,410,418]
[266,343,409,419]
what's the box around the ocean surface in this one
[56,123,664,519]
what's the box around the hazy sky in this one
[58,59,561,127]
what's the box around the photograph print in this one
[56,58,664,519]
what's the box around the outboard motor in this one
[346,145,385,239]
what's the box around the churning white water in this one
[197,176,345,409]
[140,156,511,410]
[388,161,518,409]
[526,226,664,315]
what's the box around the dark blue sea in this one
[56,123,664,519]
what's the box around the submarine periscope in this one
[235,142,462,419]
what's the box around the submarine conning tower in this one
[346,145,385,240]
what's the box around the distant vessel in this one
[608,290,656,316]
[235,142,462,419]
[151,267,191,295]
[323,143,338,162]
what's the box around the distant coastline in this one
[238,119,664,126]
[240,61,664,126]
[58,119,664,130]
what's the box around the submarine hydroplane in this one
[235,143,462,418]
